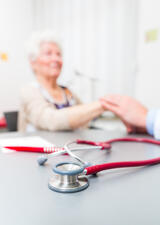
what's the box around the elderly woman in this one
[18,31,106,132]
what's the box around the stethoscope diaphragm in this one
[48,162,89,193]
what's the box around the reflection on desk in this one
[90,114,126,132]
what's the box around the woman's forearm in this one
[67,101,104,129]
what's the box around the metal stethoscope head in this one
[48,162,89,193]
[48,141,90,193]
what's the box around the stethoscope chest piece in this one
[48,162,89,193]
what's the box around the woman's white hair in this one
[26,30,62,60]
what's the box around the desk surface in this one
[0,129,160,225]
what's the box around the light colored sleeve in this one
[19,86,71,131]
[71,92,82,105]
[146,109,160,139]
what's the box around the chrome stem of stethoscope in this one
[48,141,89,193]
[37,145,100,166]
[64,140,87,166]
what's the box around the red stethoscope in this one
[37,137,160,170]
[36,137,160,193]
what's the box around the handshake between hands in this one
[99,94,148,134]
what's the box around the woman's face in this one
[32,42,63,79]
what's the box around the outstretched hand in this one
[100,95,148,134]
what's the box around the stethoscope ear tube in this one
[85,157,160,175]
[76,139,111,149]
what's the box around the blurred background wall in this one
[0,0,159,113]
[135,0,160,108]
[0,0,34,112]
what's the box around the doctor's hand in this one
[100,95,148,134]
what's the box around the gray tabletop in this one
[0,129,160,225]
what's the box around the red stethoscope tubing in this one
[76,138,160,175]
[77,138,160,150]
[85,157,160,175]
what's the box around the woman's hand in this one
[100,95,148,134]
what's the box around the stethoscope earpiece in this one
[37,154,48,166]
